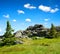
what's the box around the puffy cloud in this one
[17,10,25,14]
[25,18,31,22]
[39,5,59,13]
[3,14,10,18]
[50,8,59,13]
[24,3,36,9]
[44,18,49,21]
[39,5,51,12]
[13,19,16,22]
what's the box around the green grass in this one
[0,38,60,54]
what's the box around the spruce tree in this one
[4,21,13,38]
[49,24,57,38]
[2,21,16,45]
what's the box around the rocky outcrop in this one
[14,24,49,38]
[55,26,60,32]
[14,30,23,38]
[23,24,48,37]
[14,30,28,38]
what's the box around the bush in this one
[2,37,16,46]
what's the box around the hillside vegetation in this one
[0,38,60,54]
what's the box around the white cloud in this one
[39,5,51,12]
[25,18,31,22]
[3,14,10,18]
[17,10,25,14]
[50,8,59,13]
[44,18,49,21]
[39,5,59,13]
[13,19,16,22]
[24,3,36,9]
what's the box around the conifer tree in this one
[4,21,14,38]
[49,24,57,38]
[2,21,16,45]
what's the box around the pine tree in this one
[2,21,16,46]
[4,21,14,38]
[49,24,57,38]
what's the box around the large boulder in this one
[14,30,23,38]
[14,30,29,38]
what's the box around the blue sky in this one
[0,0,60,35]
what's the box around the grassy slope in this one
[0,38,60,54]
